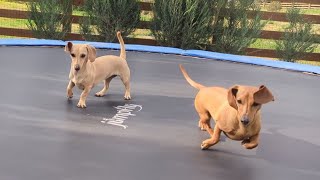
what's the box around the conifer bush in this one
[276,8,317,62]
[80,0,140,42]
[210,0,265,54]
[151,0,213,49]
[27,0,69,40]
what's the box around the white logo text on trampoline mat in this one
[101,104,142,129]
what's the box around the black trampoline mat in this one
[0,47,319,180]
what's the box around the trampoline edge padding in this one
[1,38,319,74]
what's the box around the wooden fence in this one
[0,0,319,61]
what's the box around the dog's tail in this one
[179,64,205,90]
[117,31,126,60]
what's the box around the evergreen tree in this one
[210,0,265,55]
[276,8,317,62]
[151,0,213,49]
[80,0,140,42]
[27,0,70,40]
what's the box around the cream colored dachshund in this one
[179,65,274,150]
[65,31,131,108]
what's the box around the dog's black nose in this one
[74,65,80,71]
[241,115,249,125]
[241,119,249,125]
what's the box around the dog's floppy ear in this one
[86,44,96,62]
[65,42,73,52]
[228,85,239,109]
[254,85,274,104]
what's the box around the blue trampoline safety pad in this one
[0,38,319,74]
[0,39,65,46]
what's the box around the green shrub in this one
[27,0,70,40]
[151,0,213,49]
[276,8,317,62]
[210,0,265,55]
[80,0,140,42]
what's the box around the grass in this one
[0,35,26,38]
[263,20,320,34]
[261,6,320,15]
[0,0,319,65]
[0,17,28,29]
[0,0,28,10]
[300,8,320,15]
[250,39,320,52]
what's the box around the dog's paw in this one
[201,139,213,150]
[241,139,250,145]
[77,101,87,108]
[242,142,258,150]
[67,91,73,99]
[95,92,105,97]
[201,138,220,150]
[124,95,131,100]
[201,143,210,150]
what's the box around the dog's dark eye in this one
[71,53,75,57]
[81,54,86,58]
[237,100,242,104]
[252,102,260,107]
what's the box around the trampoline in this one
[0,45,319,180]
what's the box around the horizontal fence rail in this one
[0,0,319,61]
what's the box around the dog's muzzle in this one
[74,64,80,71]
[241,115,249,125]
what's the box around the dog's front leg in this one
[242,134,259,149]
[77,85,92,108]
[201,125,221,150]
[67,80,75,99]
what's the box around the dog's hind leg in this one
[120,75,131,100]
[95,76,114,97]
[198,112,211,131]
[123,81,131,100]
[201,125,221,150]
